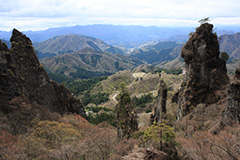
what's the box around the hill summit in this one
[34,34,124,58]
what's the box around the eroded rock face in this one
[177,23,229,118]
[221,69,240,126]
[121,148,168,160]
[151,80,167,123]
[0,29,86,123]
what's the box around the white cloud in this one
[0,0,240,31]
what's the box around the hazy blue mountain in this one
[167,35,189,42]
[1,25,240,48]
[0,31,11,40]
[24,25,194,44]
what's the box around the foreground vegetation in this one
[1,67,239,160]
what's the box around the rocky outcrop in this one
[221,69,240,126]
[151,80,167,123]
[177,23,229,119]
[121,148,168,160]
[0,29,86,132]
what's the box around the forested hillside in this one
[130,41,182,65]
[40,47,143,80]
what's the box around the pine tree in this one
[116,83,138,141]
[144,121,176,150]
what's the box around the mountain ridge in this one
[2,25,240,48]
[130,41,183,65]
[220,32,240,58]
[40,47,143,80]
[34,34,124,58]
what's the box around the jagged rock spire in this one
[0,29,86,117]
[10,29,32,45]
[151,80,167,123]
[177,23,229,119]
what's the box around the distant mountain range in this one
[1,25,240,48]
[2,26,240,81]
[34,34,124,58]
[40,47,142,80]
[129,41,183,65]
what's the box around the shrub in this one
[144,121,176,150]
[88,112,116,127]
[176,124,240,160]
[220,51,229,61]
[21,120,81,159]
[132,93,154,109]
[0,130,25,159]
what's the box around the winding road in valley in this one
[112,91,119,102]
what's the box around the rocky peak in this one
[0,40,8,51]
[0,29,86,133]
[10,29,32,46]
[177,23,229,118]
[10,29,39,69]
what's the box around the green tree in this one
[116,83,138,141]
[198,17,210,24]
[132,93,154,108]
[144,121,176,150]
[220,51,229,61]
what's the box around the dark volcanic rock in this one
[0,29,86,132]
[221,69,240,126]
[177,23,229,118]
[151,80,167,123]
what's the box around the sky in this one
[0,0,240,31]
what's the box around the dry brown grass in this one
[176,124,240,160]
